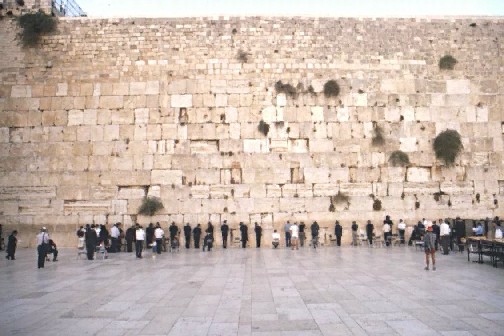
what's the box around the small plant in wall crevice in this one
[373,199,382,211]
[388,150,410,167]
[371,124,385,146]
[138,197,164,216]
[237,49,248,63]
[275,80,298,99]
[439,55,457,70]
[258,120,270,136]
[323,79,340,98]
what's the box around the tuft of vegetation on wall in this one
[138,197,164,216]
[371,124,385,146]
[433,129,463,166]
[388,150,410,167]
[373,199,382,211]
[323,80,340,98]
[439,55,457,70]
[18,11,57,47]
[275,80,298,98]
[258,120,270,136]
[237,49,248,63]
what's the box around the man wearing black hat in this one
[254,222,262,248]
[169,222,179,247]
[240,222,248,248]
[193,224,202,249]
[221,220,229,248]
[183,223,191,249]
[85,224,97,260]
[334,221,343,247]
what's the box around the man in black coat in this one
[334,221,343,247]
[146,223,155,247]
[454,217,466,252]
[240,222,248,248]
[193,224,202,249]
[432,220,440,250]
[169,222,179,245]
[221,220,229,248]
[254,222,262,248]
[85,224,97,260]
[125,225,135,253]
[5,230,17,260]
[183,223,191,248]
[366,220,374,246]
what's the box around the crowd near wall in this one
[0,12,503,246]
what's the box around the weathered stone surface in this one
[0,16,502,246]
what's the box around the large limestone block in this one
[151,169,183,185]
[407,167,431,182]
[190,140,219,154]
[440,182,474,195]
[380,79,415,94]
[190,185,210,199]
[446,80,470,94]
[11,85,32,98]
[403,182,439,195]
[399,137,417,152]
[68,110,84,126]
[313,183,339,197]
[171,95,193,108]
[310,139,334,153]
[243,168,290,184]
[99,96,124,109]
[288,139,308,153]
[340,183,373,196]
[279,198,306,213]
[117,186,145,199]
[244,139,269,153]
[304,167,330,184]
[253,198,280,213]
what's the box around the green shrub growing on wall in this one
[138,197,164,216]
[258,120,270,136]
[388,150,410,167]
[275,80,298,98]
[433,129,463,166]
[371,125,385,146]
[323,80,340,98]
[439,55,457,70]
[18,11,57,47]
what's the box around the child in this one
[423,225,437,271]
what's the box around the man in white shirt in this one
[154,224,164,255]
[110,223,120,253]
[439,220,451,255]
[383,222,391,247]
[36,227,50,269]
[290,222,299,250]
[398,219,406,245]
[135,225,145,258]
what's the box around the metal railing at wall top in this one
[52,0,86,17]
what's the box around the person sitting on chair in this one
[46,239,58,262]
[272,230,280,249]
[202,232,213,252]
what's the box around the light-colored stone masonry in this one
[0,14,503,246]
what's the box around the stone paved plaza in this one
[1,244,503,336]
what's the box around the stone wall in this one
[0,15,503,247]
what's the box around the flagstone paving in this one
[1,244,503,335]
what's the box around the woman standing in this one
[5,230,18,260]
